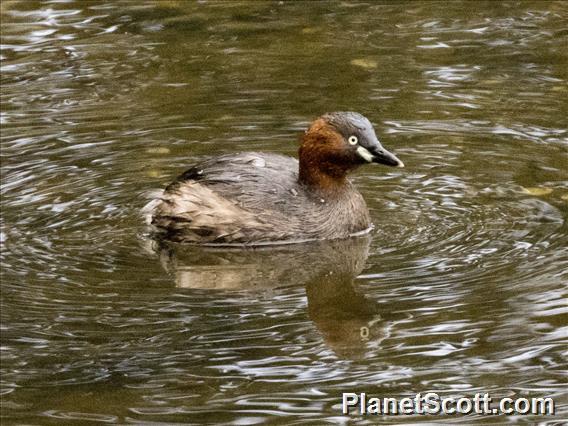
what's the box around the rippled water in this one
[1,0,567,424]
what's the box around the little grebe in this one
[145,112,403,245]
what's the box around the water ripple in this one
[1,0,567,423]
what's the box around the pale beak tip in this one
[397,160,405,168]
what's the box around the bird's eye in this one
[348,135,358,145]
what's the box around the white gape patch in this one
[356,146,374,162]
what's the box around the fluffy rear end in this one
[144,182,268,243]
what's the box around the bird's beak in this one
[370,145,404,167]
[356,143,404,168]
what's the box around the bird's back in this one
[145,152,371,245]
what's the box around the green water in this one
[1,0,567,424]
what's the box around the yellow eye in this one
[348,135,358,145]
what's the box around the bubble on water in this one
[301,27,318,34]
[146,147,170,155]
[350,58,378,70]
[146,169,162,178]
[522,187,553,196]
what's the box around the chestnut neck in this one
[298,161,348,195]
[298,120,353,196]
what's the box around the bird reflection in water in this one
[147,236,396,358]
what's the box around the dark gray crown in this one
[322,111,373,137]
[322,111,377,140]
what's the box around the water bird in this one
[144,112,403,245]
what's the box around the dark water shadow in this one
[145,236,398,358]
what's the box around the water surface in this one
[1,0,567,424]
